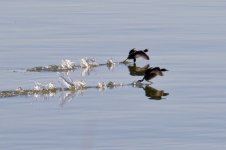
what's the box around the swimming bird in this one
[123,48,150,63]
[138,67,168,82]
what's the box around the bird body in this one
[139,67,168,82]
[124,48,150,63]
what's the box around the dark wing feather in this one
[141,52,150,60]
[150,67,163,76]
[135,51,150,60]
[144,73,157,81]
[129,49,136,55]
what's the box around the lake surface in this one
[0,0,226,149]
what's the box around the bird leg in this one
[133,58,136,63]
[122,59,128,63]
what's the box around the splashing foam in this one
[96,81,124,90]
[132,80,144,87]
[61,59,75,69]
[59,75,86,90]
[97,82,106,89]
[27,57,118,72]
[107,81,124,88]
[33,82,57,91]
[106,58,116,70]
[16,87,24,92]
[107,58,115,65]
[80,58,99,68]
[46,82,57,90]
[73,80,86,89]
[34,82,45,91]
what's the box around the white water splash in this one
[132,81,143,87]
[46,82,56,90]
[61,59,75,69]
[16,87,23,92]
[34,82,45,91]
[73,80,86,89]
[96,81,124,90]
[59,75,73,88]
[107,81,124,88]
[107,58,115,65]
[86,58,99,66]
[33,82,57,91]
[81,67,89,76]
[80,58,89,68]
[106,58,116,70]
[97,82,106,89]
[80,58,99,68]
[59,75,86,90]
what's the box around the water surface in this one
[0,0,226,149]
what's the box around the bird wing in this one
[136,51,150,60]
[129,49,136,55]
[147,73,157,80]
[151,70,163,76]
[144,68,157,80]
[150,68,163,76]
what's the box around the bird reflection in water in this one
[133,83,169,100]
[59,89,86,107]
[127,64,150,76]
[128,64,169,100]
[143,85,169,100]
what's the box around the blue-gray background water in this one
[0,0,226,149]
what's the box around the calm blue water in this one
[0,0,226,149]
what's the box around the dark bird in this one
[123,48,150,63]
[138,67,168,82]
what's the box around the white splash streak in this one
[46,82,56,90]
[34,82,45,91]
[33,82,57,91]
[107,81,124,88]
[97,82,106,89]
[73,80,86,89]
[86,58,99,67]
[107,58,115,65]
[16,87,23,92]
[132,81,143,87]
[106,58,116,70]
[81,67,89,76]
[59,75,86,90]
[80,58,99,68]
[61,59,75,69]
[80,58,89,68]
